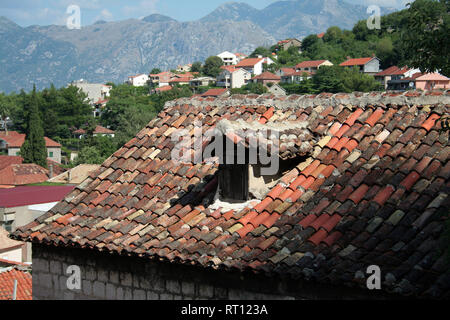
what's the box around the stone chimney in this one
[49,164,53,179]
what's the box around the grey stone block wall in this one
[32,244,392,300]
[31,244,295,300]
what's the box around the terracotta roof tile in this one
[11,90,450,299]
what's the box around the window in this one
[49,151,54,157]
[4,220,13,232]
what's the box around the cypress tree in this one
[21,85,47,168]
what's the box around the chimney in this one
[49,164,53,179]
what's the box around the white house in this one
[217,51,238,66]
[340,56,381,76]
[235,58,265,76]
[217,66,251,89]
[128,74,150,87]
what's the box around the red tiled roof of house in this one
[252,72,281,81]
[12,90,450,298]
[317,32,325,38]
[201,88,228,97]
[0,155,23,171]
[236,58,264,68]
[221,65,237,73]
[0,227,24,252]
[74,126,114,135]
[296,60,328,69]
[0,185,75,208]
[375,66,412,77]
[0,164,49,186]
[0,269,32,300]
[0,131,61,148]
[155,85,173,93]
[340,57,375,67]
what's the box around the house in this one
[295,60,333,74]
[73,125,115,139]
[281,71,313,84]
[251,72,281,86]
[168,74,194,86]
[317,32,325,39]
[48,164,100,185]
[176,64,192,73]
[217,66,251,89]
[150,71,175,87]
[189,77,216,88]
[127,74,150,87]
[217,51,238,66]
[0,131,62,164]
[0,267,32,300]
[374,66,421,89]
[277,38,302,51]
[71,80,112,105]
[340,56,381,75]
[152,85,173,94]
[275,68,296,77]
[200,88,229,98]
[234,53,248,63]
[12,90,450,300]
[267,83,286,96]
[1,185,74,262]
[235,58,265,76]
[387,72,450,91]
[0,227,26,263]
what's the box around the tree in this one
[0,93,12,133]
[202,56,223,77]
[74,146,103,165]
[191,62,203,73]
[20,85,48,168]
[400,0,449,75]
[313,66,346,93]
[250,46,272,57]
[150,68,162,74]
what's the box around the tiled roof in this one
[252,72,281,81]
[155,85,173,93]
[74,125,115,135]
[236,58,264,68]
[296,60,328,69]
[0,164,49,186]
[0,131,61,148]
[340,57,376,67]
[0,268,32,300]
[317,32,325,38]
[0,185,75,208]
[48,164,100,184]
[0,155,23,171]
[375,66,411,77]
[201,88,228,97]
[0,227,24,251]
[12,90,450,298]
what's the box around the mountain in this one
[0,17,274,93]
[0,0,397,93]
[203,0,396,40]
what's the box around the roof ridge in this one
[166,90,450,110]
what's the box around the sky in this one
[0,0,410,27]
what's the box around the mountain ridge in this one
[0,0,397,93]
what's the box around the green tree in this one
[75,146,103,165]
[20,86,48,168]
[191,62,203,73]
[150,68,162,74]
[313,66,346,93]
[202,56,223,77]
[250,46,272,57]
[400,0,449,75]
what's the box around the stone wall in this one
[32,244,392,300]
